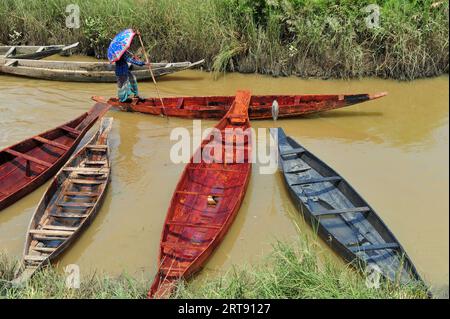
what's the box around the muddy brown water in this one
[0,62,448,295]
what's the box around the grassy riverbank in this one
[0,237,428,299]
[0,0,448,80]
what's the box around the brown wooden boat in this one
[12,118,114,285]
[0,103,110,211]
[149,90,253,298]
[93,92,386,120]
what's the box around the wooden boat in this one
[12,118,114,285]
[0,103,110,211]
[0,42,79,60]
[149,90,253,298]
[93,92,386,120]
[0,58,204,82]
[276,128,422,285]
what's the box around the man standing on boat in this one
[107,29,149,103]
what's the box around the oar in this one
[135,30,166,117]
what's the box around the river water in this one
[0,63,448,296]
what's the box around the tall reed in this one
[0,0,448,79]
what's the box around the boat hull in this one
[276,128,422,285]
[0,59,204,82]
[96,92,387,120]
[13,118,113,284]
[149,90,253,298]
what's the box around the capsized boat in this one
[149,90,253,298]
[0,103,110,211]
[0,42,79,60]
[12,118,113,285]
[0,58,204,82]
[93,92,386,120]
[276,127,422,285]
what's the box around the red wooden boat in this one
[0,103,110,211]
[149,90,253,298]
[93,92,386,120]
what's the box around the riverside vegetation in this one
[0,236,428,299]
[0,0,448,80]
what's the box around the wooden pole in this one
[136,31,166,116]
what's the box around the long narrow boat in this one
[0,58,204,82]
[0,103,110,211]
[276,128,422,285]
[12,118,114,284]
[93,92,386,120]
[149,90,253,298]
[0,43,79,60]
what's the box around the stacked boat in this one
[0,43,79,60]
[0,58,205,82]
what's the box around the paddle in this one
[135,30,166,117]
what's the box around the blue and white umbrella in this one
[107,28,136,63]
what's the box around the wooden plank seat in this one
[186,166,242,173]
[73,171,107,177]
[32,235,67,241]
[24,255,48,262]
[29,229,73,237]
[84,161,107,165]
[69,179,103,185]
[280,148,306,157]
[4,149,53,168]
[33,136,70,151]
[285,166,311,174]
[167,220,222,229]
[42,225,78,231]
[161,242,205,250]
[175,191,224,197]
[62,191,100,197]
[32,247,57,253]
[290,176,342,186]
[86,145,107,150]
[49,212,88,218]
[348,242,400,253]
[313,206,371,217]
[63,167,109,172]
[60,125,81,135]
[56,202,95,209]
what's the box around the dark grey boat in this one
[0,42,79,60]
[276,127,422,285]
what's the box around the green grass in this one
[0,0,448,80]
[0,254,149,298]
[0,235,428,299]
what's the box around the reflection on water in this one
[0,65,448,295]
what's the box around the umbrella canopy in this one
[107,28,136,63]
